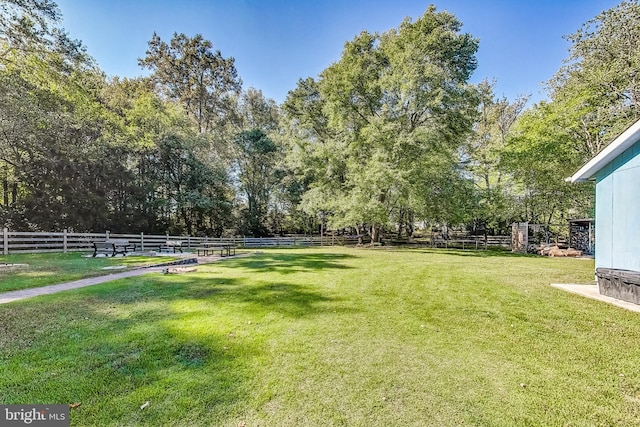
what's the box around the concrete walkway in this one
[0,254,249,305]
[551,283,640,313]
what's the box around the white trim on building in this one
[566,119,640,183]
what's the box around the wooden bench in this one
[93,239,136,257]
[196,244,237,257]
[159,240,183,253]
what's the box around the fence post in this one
[3,227,8,255]
[63,229,68,253]
[140,232,144,251]
[106,230,110,240]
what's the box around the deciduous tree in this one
[466,80,528,234]
[502,1,640,226]
[139,32,241,134]
[283,6,479,241]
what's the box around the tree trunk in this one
[11,182,17,205]
[2,179,8,206]
[397,209,407,237]
[370,224,381,244]
[181,207,193,236]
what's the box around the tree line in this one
[1,1,638,239]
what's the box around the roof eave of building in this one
[567,119,640,183]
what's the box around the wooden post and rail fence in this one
[0,228,512,255]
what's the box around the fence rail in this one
[383,235,512,250]
[0,229,362,254]
[0,228,512,255]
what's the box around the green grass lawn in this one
[1,247,639,426]
[0,252,182,293]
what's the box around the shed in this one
[568,218,594,255]
[567,119,640,304]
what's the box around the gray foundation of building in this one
[596,268,640,305]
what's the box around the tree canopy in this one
[283,6,479,241]
[496,0,640,227]
[1,1,636,238]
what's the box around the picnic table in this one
[195,243,237,257]
[93,239,136,257]
[159,240,183,253]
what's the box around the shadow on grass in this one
[0,252,354,424]
[97,276,344,319]
[380,247,531,258]
[237,251,358,274]
[7,298,254,425]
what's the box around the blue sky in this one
[55,0,620,105]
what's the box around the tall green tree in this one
[280,78,334,234]
[102,77,233,236]
[283,6,479,242]
[0,53,130,231]
[232,88,297,235]
[575,3,640,97]
[0,0,87,82]
[139,32,242,134]
[138,33,243,234]
[1,5,241,234]
[548,0,640,157]
[0,0,123,233]
[503,102,593,226]
[466,80,528,234]
[234,87,279,132]
[233,129,278,236]
[155,130,232,236]
[502,0,640,226]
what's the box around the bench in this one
[225,244,237,256]
[93,239,136,257]
[196,244,237,257]
[159,240,183,253]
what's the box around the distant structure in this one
[567,119,640,304]
[568,218,594,256]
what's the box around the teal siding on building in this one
[595,168,613,268]
[595,139,640,271]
